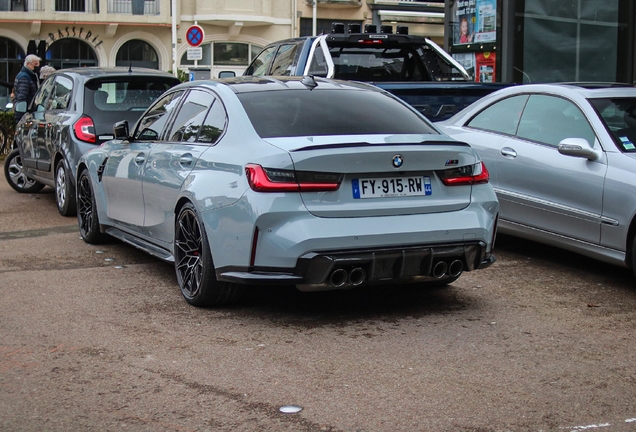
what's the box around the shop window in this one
[180,42,262,67]
[0,37,25,85]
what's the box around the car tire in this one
[174,202,244,307]
[3,149,45,193]
[55,159,77,216]
[77,167,106,244]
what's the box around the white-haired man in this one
[13,54,40,122]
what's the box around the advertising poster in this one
[452,53,476,80]
[452,0,497,46]
[475,52,496,82]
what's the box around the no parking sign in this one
[186,25,205,47]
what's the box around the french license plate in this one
[352,176,432,199]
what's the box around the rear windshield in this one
[237,89,438,138]
[590,97,636,152]
[329,45,466,82]
[84,77,179,114]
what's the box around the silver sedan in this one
[438,83,636,277]
[77,76,499,307]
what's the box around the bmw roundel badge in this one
[392,154,404,168]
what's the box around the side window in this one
[134,90,185,140]
[517,94,596,147]
[198,100,227,144]
[167,89,214,142]
[32,77,56,111]
[307,42,328,77]
[269,43,300,76]
[244,46,276,76]
[467,95,528,135]
[46,76,73,110]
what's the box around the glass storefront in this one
[513,0,632,83]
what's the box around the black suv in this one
[5,67,181,215]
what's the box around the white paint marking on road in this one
[561,423,612,430]
[626,418,636,423]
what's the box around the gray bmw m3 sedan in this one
[77,76,499,307]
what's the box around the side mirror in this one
[14,101,27,113]
[5,102,13,110]
[558,137,601,161]
[218,71,236,78]
[114,120,130,140]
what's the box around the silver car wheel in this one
[56,163,67,209]
[5,150,42,192]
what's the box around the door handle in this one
[501,147,517,158]
[179,154,193,166]
[134,153,146,165]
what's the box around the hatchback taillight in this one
[245,164,342,192]
[73,115,96,144]
[439,161,489,186]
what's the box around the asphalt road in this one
[1,176,636,432]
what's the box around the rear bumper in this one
[217,240,494,291]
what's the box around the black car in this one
[4,67,181,215]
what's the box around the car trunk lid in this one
[264,135,478,218]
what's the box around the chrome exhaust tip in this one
[348,267,366,286]
[330,268,348,287]
[448,260,464,277]
[432,261,448,279]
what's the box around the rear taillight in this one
[245,164,342,192]
[73,115,96,144]
[439,161,489,186]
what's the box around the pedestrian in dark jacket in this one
[13,54,40,122]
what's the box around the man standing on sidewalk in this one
[13,54,40,123]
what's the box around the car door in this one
[21,77,55,173]
[141,89,226,245]
[42,75,74,175]
[495,94,607,244]
[443,94,530,188]
[101,90,185,228]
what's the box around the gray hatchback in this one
[5,67,180,215]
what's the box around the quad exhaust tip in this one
[329,268,348,287]
[449,260,464,277]
[329,267,367,287]
[432,261,448,279]
[328,260,463,286]
[349,268,366,286]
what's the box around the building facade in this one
[0,0,630,88]
[0,0,448,85]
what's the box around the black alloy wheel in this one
[174,202,243,307]
[55,159,77,216]
[3,149,44,193]
[77,167,105,244]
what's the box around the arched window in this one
[0,37,26,84]
[116,40,158,69]
[46,38,98,69]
